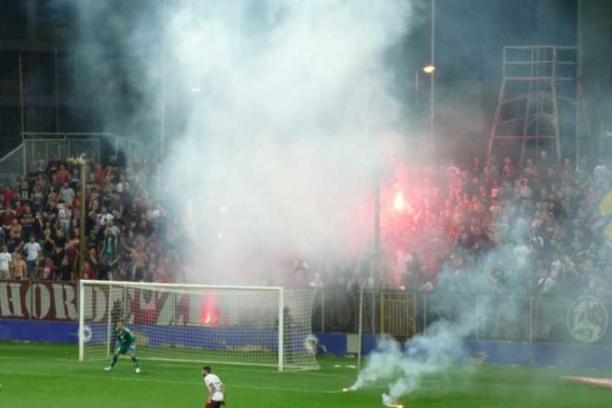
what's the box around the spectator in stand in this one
[31,190,43,216]
[501,157,517,180]
[51,243,65,272]
[35,153,46,174]
[65,239,78,276]
[153,262,171,283]
[60,182,75,205]
[13,253,26,280]
[54,228,67,253]
[291,259,311,288]
[537,150,551,175]
[47,154,60,175]
[14,200,26,218]
[42,223,55,257]
[106,219,120,238]
[21,206,35,241]
[131,241,147,281]
[47,187,58,206]
[56,164,71,184]
[98,206,114,227]
[23,235,42,279]
[87,247,99,278]
[522,158,539,181]
[70,222,79,241]
[57,203,71,236]
[94,163,108,187]
[9,219,21,241]
[98,258,110,280]
[2,185,15,205]
[41,257,56,280]
[0,244,11,280]
[1,203,15,233]
[5,221,23,256]
[0,155,176,283]
[19,177,29,200]
[58,255,72,281]
[82,260,96,280]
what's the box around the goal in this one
[78,280,320,371]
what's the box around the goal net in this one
[78,280,320,371]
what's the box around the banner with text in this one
[0,281,78,320]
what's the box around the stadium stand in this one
[0,154,182,283]
[320,152,612,299]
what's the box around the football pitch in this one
[1,343,611,407]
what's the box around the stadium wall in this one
[0,320,78,343]
[2,280,612,370]
[3,319,612,370]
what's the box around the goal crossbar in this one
[79,279,284,292]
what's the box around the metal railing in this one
[0,143,25,187]
[312,289,612,346]
[0,132,149,189]
[22,132,104,171]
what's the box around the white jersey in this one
[23,242,41,261]
[0,252,11,271]
[204,373,224,401]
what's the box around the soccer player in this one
[104,319,141,373]
[202,366,225,408]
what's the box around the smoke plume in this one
[65,0,418,283]
[351,212,534,404]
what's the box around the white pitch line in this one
[0,369,342,394]
[0,353,359,380]
[153,362,354,379]
[0,355,74,362]
[2,356,360,379]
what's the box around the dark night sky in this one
[0,0,582,149]
[0,0,580,94]
[398,0,577,83]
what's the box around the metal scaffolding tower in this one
[487,46,581,162]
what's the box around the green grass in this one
[1,343,611,407]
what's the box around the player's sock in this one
[110,355,118,368]
[131,356,140,368]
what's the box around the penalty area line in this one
[0,355,75,362]
[0,369,340,394]
[153,361,351,379]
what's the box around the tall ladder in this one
[487,46,581,163]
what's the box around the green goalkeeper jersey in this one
[116,327,136,346]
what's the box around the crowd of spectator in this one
[0,153,182,283]
[432,151,612,298]
[314,151,612,299]
[3,149,612,301]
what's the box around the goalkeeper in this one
[104,319,141,373]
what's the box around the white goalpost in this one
[78,280,320,371]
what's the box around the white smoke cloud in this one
[67,0,417,283]
[351,216,534,405]
[155,0,415,282]
[351,308,478,404]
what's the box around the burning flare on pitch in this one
[343,387,404,408]
[383,393,404,408]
